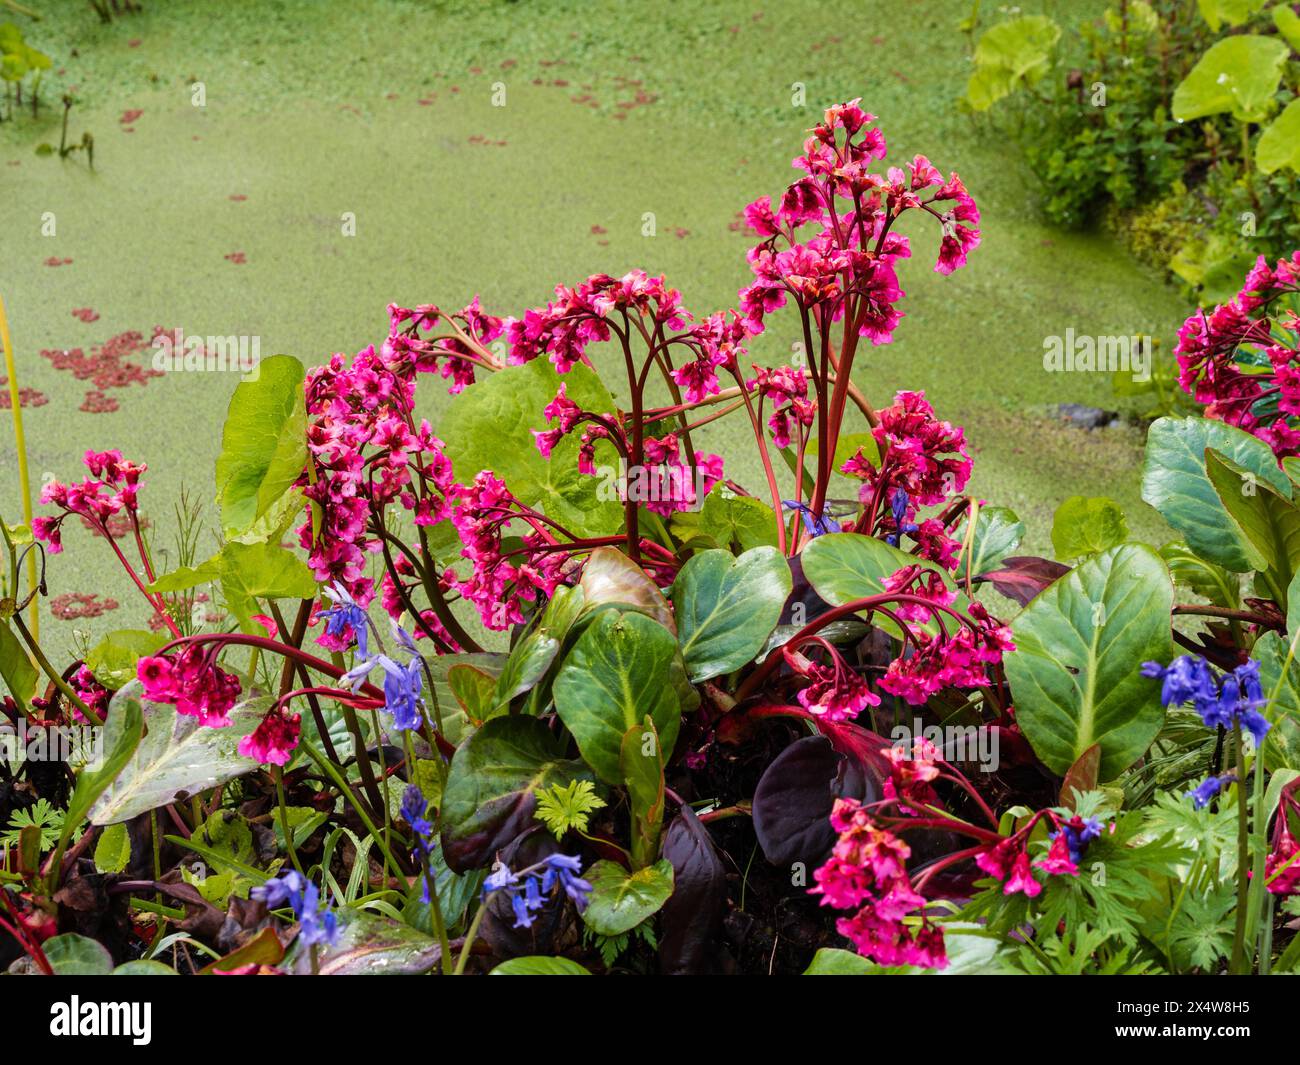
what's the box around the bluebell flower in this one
[1141,655,1216,714]
[320,582,371,659]
[252,869,306,908]
[1187,774,1229,810]
[378,654,424,731]
[1142,654,1271,744]
[482,863,518,894]
[1240,709,1272,746]
[391,619,421,655]
[482,853,592,928]
[252,870,340,947]
[782,500,839,537]
[401,784,439,902]
[540,853,594,911]
[885,488,920,547]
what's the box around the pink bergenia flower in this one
[137,647,242,728]
[32,450,148,555]
[238,709,302,766]
[1172,252,1300,458]
[810,797,947,969]
[795,660,879,723]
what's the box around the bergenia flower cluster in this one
[137,647,243,728]
[878,601,1014,706]
[1266,781,1300,896]
[300,342,458,609]
[976,809,1107,898]
[810,797,947,969]
[737,100,979,342]
[32,449,147,555]
[1173,252,1300,459]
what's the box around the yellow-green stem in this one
[0,294,37,640]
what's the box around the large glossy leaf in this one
[1258,98,1300,175]
[1250,630,1300,771]
[214,354,307,538]
[85,629,167,690]
[444,358,622,537]
[1206,449,1300,605]
[491,956,592,975]
[0,618,38,707]
[621,717,665,869]
[424,651,506,746]
[1276,4,1300,50]
[581,858,675,936]
[964,15,1061,111]
[440,715,589,872]
[956,505,1024,577]
[752,735,872,866]
[1141,416,1290,572]
[1172,35,1289,122]
[1050,496,1128,561]
[672,546,791,682]
[88,686,263,825]
[579,548,674,633]
[1158,540,1240,608]
[552,610,680,783]
[1004,544,1174,780]
[56,700,143,860]
[149,541,316,634]
[43,933,113,975]
[283,910,441,975]
[801,532,963,636]
[1197,0,1267,32]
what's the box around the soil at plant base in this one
[0,0,1186,648]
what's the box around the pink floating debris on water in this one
[229,194,248,202]
[0,376,48,408]
[224,251,247,264]
[44,257,73,267]
[71,308,100,323]
[120,109,143,125]
[80,390,119,413]
[51,592,119,620]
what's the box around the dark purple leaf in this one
[658,805,726,974]
[976,555,1070,606]
[751,735,874,868]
